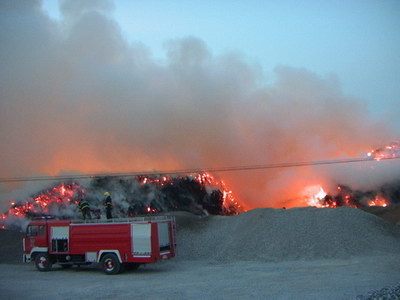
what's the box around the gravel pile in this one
[175,207,400,262]
[356,282,400,299]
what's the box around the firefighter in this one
[78,198,91,220]
[103,192,113,219]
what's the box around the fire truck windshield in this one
[26,225,45,237]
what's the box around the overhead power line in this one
[0,156,399,183]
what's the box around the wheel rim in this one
[104,258,115,271]
[38,256,48,269]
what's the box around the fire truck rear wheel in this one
[35,253,52,272]
[101,254,122,275]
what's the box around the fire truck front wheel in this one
[101,254,122,275]
[35,253,52,272]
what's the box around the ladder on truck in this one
[71,215,174,224]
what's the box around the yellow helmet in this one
[104,192,111,196]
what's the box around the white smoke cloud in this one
[0,0,399,211]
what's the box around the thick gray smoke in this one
[1,0,399,211]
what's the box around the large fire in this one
[0,173,243,228]
[303,185,390,208]
[5,182,81,218]
[1,142,399,229]
[302,142,399,208]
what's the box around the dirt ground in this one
[0,255,399,300]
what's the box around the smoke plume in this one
[1,0,399,211]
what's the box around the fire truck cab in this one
[23,216,176,274]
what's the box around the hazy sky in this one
[42,0,400,125]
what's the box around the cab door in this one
[25,224,47,253]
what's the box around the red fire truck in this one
[23,216,176,274]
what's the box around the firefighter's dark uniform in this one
[104,195,113,219]
[79,199,91,220]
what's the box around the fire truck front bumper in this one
[23,253,32,263]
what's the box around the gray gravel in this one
[175,207,400,262]
[356,282,400,300]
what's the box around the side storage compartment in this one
[50,226,69,253]
[131,223,152,257]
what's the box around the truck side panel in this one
[69,223,131,262]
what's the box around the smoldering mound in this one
[175,207,400,262]
[1,175,241,229]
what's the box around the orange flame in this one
[368,196,388,207]
[303,185,327,207]
[368,141,400,161]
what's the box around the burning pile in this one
[2,141,399,229]
[304,142,400,208]
[367,141,400,161]
[304,184,396,208]
[1,173,242,228]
